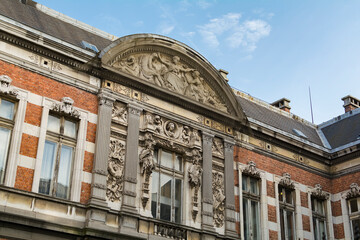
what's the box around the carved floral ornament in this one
[107,139,125,202]
[187,149,203,221]
[312,184,329,200]
[346,183,360,200]
[212,138,224,157]
[0,75,19,97]
[112,102,127,123]
[242,161,260,179]
[110,52,228,113]
[51,97,80,118]
[279,173,295,189]
[213,171,226,228]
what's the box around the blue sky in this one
[35,0,360,124]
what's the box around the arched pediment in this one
[99,34,246,124]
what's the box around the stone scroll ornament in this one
[312,184,329,200]
[187,149,203,221]
[110,52,228,113]
[242,161,260,178]
[279,173,295,189]
[212,172,226,228]
[0,75,19,97]
[106,139,125,202]
[139,133,156,208]
[347,183,360,199]
[51,97,80,118]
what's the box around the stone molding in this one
[51,97,80,118]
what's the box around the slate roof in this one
[320,110,360,149]
[237,96,325,147]
[0,0,112,51]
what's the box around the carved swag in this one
[187,149,203,221]
[106,139,125,202]
[213,171,226,228]
[111,52,228,112]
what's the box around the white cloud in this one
[197,0,216,9]
[159,23,175,35]
[198,13,271,51]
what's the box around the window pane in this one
[47,115,60,133]
[286,189,293,205]
[351,219,360,238]
[280,209,285,240]
[279,186,284,202]
[313,217,318,240]
[242,175,248,191]
[250,177,259,195]
[318,200,325,215]
[251,200,260,240]
[243,199,249,239]
[151,172,159,218]
[64,120,76,138]
[350,199,358,213]
[286,211,294,240]
[174,179,182,223]
[319,220,326,240]
[154,150,158,164]
[174,154,182,172]
[161,151,173,169]
[55,145,73,199]
[160,174,172,221]
[39,141,57,195]
[0,99,15,120]
[0,127,11,184]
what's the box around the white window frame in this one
[32,97,88,202]
[348,198,360,239]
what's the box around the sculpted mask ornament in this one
[242,161,260,179]
[213,172,226,228]
[0,75,18,97]
[347,183,360,199]
[312,184,329,200]
[279,173,295,189]
[112,103,127,123]
[107,139,125,202]
[51,97,80,118]
[110,52,228,112]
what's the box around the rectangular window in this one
[151,149,183,223]
[242,175,261,240]
[38,114,77,199]
[311,197,327,240]
[0,98,16,184]
[279,186,295,240]
[348,198,360,239]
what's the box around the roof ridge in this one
[318,107,360,129]
[233,88,318,129]
[35,2,118,41]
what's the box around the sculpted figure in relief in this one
[212,172,226,228]
[139,133,156,175]
[107,139,125,202]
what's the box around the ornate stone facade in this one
[213,171,226,228]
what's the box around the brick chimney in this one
[271,98,291,113]
[342,95,360,113]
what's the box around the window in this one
[242,175,261,240]
[151,149,183,223]
[348,198,360,239]
[38,114,77,199]
[279,186,295,240]
[0,98,16,184]
[311,197,327,240]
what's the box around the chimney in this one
[219,69,229,82]
[342,95,360,113]
[271,98,291,113]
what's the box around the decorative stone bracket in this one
[187,148,203,221]
[51,97,80,118]
[242,161,260,179]
[312,184,329,200]
[279,173,295,189]
[0,75,19,97]
[346,183,360,200]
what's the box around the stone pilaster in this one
[121,103,142,214]
[224,139,237,238]
[201,131,215,233]
[89,89,115,208]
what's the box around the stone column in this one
[121,103,142,214]
[201,131,215,234]
[224,139,237,238]
[89,90,115,207]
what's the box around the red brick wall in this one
[267,180,275,198]
[19,133,38,158]
[302,215,311,231]
[14,166,34,191]
[301,191,308,208]
[269,230,278,240]
[268,205,277,222]
[333,223,345,239]
[24,103,42,126]
[331,200,342,217]
[80,182,91,204]
[83,151,94,173]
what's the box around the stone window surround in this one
[238,163,268,240]
[2,87,29,187]
[31,97,89,202]
[341,185,360,240]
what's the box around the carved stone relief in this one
[212,171,225,228]
[187,149,203,221]
[110,52,228,112]
[0,75,19,98]
[279,173,295,189]
[51,97,80,118]
[242,161,260,179]
[212,138,224,157]
[312,184,329,200]
[107,139,125,202]
[112,102,127,123]
[346,183,360,200]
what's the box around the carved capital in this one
[202,132,213,145]
[242,161,260,179]
[279,173,295,189]
[98,92,115,108]
[51,97,80,118]
[224,140,234,152]
[128,104,142,116]
[346,183,360,200]
[0,75,19,97]
[312,184,329,200]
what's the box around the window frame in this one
[348,198,360,239]
[278,185,296,240]
[151,148,184,223]
[311,196,327,240]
